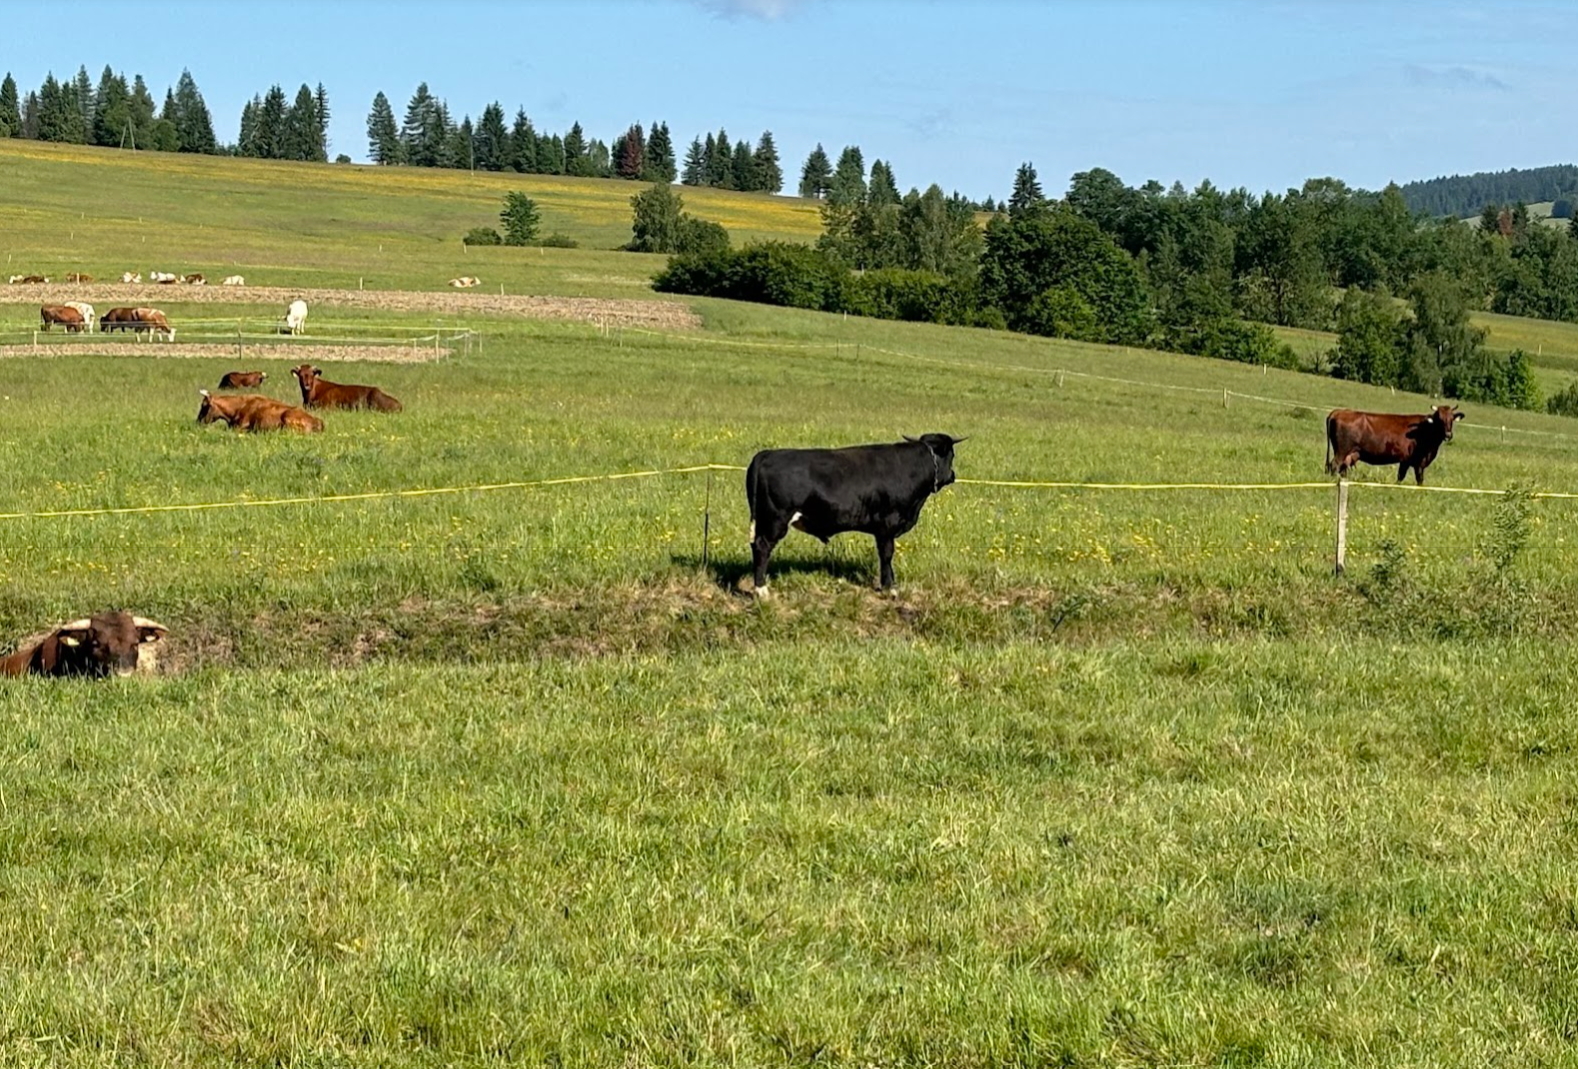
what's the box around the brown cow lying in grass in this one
[1,611,168,678]
[217,370,268,389]
[197,390,324,433]
[290,364,403,412]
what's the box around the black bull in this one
[745,434,964,593]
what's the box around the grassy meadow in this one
[7,147,1578,1065]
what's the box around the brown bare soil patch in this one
[0,342,445,364]
[0,283,700,329]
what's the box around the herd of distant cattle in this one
[0,275,1477,675]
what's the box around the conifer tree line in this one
[0,66,217,153]
[365,84,734,187]
[237,82,330,161]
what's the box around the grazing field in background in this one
[0,139,820,296]
[6,145,1578,1065]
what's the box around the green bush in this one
[1547,380,1578,418]
[675,217,730,257]
[851,269,977,326]
[537,232,579,248]
[463,227,502,246]
[655,243,851,313]
[1445,349,1541,411]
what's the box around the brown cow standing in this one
[99,306,174,340]
[197,390,324,433]
[0,611,168,678]
[218,370,268,390]
[290,364,402,412]
[39,305,86,332]
[1326,405,1465,485]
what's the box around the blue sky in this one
[5,1,1571,199]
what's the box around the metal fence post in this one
[1334,478,1349,576]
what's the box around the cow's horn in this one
[948,435,970,445]
[56,618,92,632]
[132,616,168,633]
[199,388,210,397]
[902,434,918,443]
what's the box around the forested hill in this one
[1400,164,1578,218]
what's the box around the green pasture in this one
[7,641,1578,1067]
[9,146,1578,1064]
[0,140,816,296]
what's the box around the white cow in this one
[221,275,245,286]
[121,271,142,283]
[448,276,481,288]
[283,299,308,335]
[149,270,178,284]
[63,302,95,332]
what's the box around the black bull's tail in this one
[744,456,760,535]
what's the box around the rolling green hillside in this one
[0,139,821,294]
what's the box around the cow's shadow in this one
[674,549,875,592]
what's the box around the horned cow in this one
[744,434,965,594]
[1326,406,1466,485]
[290,364,402,412]
[0,610,168,679]
[197,390,323,433]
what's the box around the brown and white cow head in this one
[51,611,168,677]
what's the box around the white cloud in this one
[696,0,808,21]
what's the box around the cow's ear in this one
[132,617,167,643]
[313,367,323,377]
[56,626,90,648]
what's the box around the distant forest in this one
[1400,164,1578,219]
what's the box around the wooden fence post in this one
[1334,478,1349,576]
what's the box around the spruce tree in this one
[731,138,756,192]
[281,83,322,161]
[681,136,705,185]
[239,98,259,155]
[868,159,899,206]
[450,115,475,170]
[314,82,330,154]
[644,121,676,183]
[1008,162,1044,216]
[129,75,156,149]
[509,108,536,172]
[366,91,402,164]
[0,74,19,137]
[474,102,507,171]
[402,83,441,166]
[587,137,611,177]
[21,91,39,140]
[255,84,288,159]
[72,65,94,138]
[92,67,129,147]
[537,134,563,175]
[711,129,733,188]
[36,74,68,142]
[616,122,645,179]
[798,143,832,198]
[751,130,782,193]
[828,145,866,205]
[562,121,588,176]
[426,99,455,167]
[174,70,216,153]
